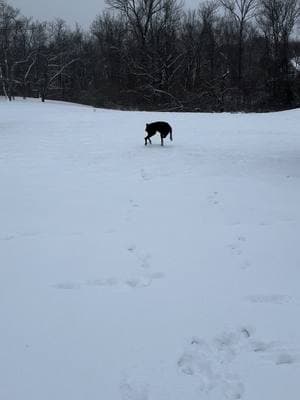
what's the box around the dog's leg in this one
[161,135,164,146]
[145,136,152,146]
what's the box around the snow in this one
[0,97,300,400]
[291,58,300,72]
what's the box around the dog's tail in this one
[169,126,173,141]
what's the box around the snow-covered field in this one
[1,98,300,400]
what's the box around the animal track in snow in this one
[228,236,246,256]
[208,191,220,205]
[228,236,251,269]
[125,199,140,222]
[177,326,298,399]
[276,353,295,365]
[125,245,164,286]
[140,254,151,269]
[221,375,245,399]
[140,168,151,181]
[127,244,137,252]
[129,199,139,208]
[52,282,81,290]
[53,246,163,292]
[125,276,152,288]
[0,231,40,241]
[86,277,119,287]
[0,234,15,241]
[251,341,299,366]
[245,294,293,305]
[53,272,163,292]
[127,245,152,269]
[120,378,149,400]
[125,271,165,289]
[178,333,245,399]
[148,271,164,279]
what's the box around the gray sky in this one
[10,0,201,29]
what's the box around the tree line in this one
[1,0,300,111]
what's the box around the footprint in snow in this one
[120,378,149,400]
[129,199,139,208]
[228,236,246,256]
[125,276,152,288]
[52,282,80,290]
[245,294,293,305]
[127,245,152,269]
[177,334,245,398]
[86,277,119,287]
[178,327,275,399]
[276,353,295,365]
[54,271,163,292]
[127,244,137,252]
[0,234,15,241]
[0,231,40,241]
[140,169,151,181]
[222,375,245,399]
[125,271,164,289]
[140,254,151,269]
[228,236,251,269]
[53,245,163,292]
[208,191,219,205]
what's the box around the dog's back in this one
[146,121,172,136]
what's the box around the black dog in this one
[145,121,173,146]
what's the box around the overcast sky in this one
[10,0,201,29]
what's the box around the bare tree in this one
[258,0,300,47]
[199,1,219,80]
[104,0,183,108]
[0,0,20,99]
[105,0,164,44]
[218,0,257,87]
[257,0,300,103]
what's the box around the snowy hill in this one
[1,98,300,400]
